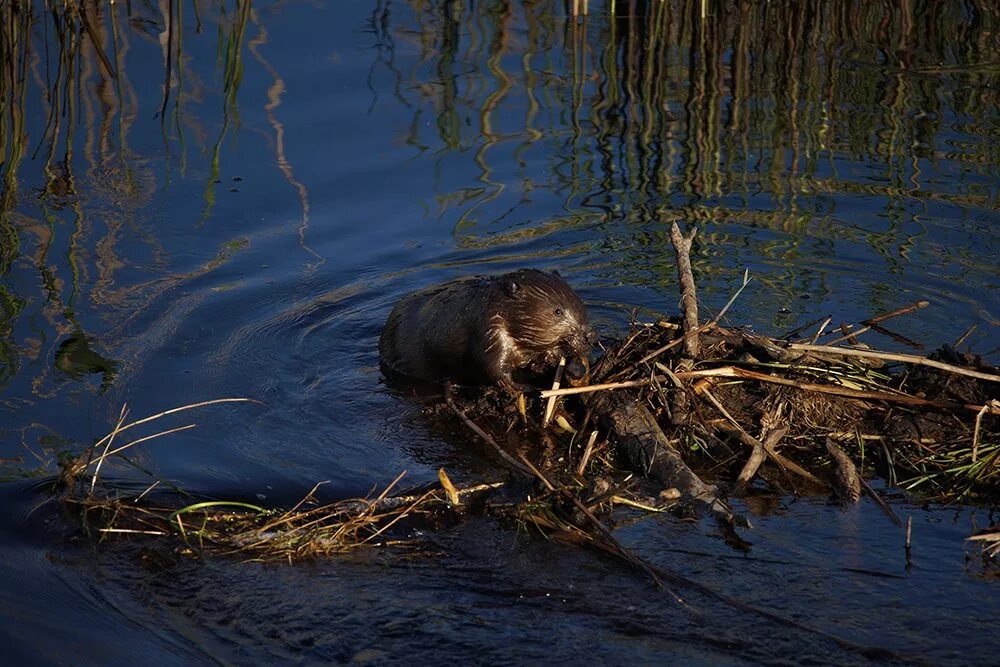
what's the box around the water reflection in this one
[394,0,999,225]
[0,0,998,663]
[0,0,994,475]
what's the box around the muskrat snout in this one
[568,326,596,356]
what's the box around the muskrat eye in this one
[554,308,564,317]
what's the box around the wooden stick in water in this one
[826,300,929,345]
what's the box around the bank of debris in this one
[56,224,998,573]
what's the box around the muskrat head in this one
[499,269,595,371]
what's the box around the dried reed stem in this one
[788,343,1000,383]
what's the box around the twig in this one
[445,390,534,477]
[836,322,859,345]
[635,270,750,368]
[787,343,1000,383]
[98,528,168,536]
[669,222,700,359]
[611,496,668,513]
[825,438,861,504]
[733,400,787,495]
[733,438,766,496]
[543,357,567,427]
[91,405,128,494]
[781,315,829,340]
[825,300,930,345]
[713,268,752,325]
[90,398,257,453]
[135,481,161,502]
[542,377,658,398]
[808,316,832,345]
[576,430,599,476]
[635,324,710,366]
[723,366,999,414]
[90,424,198,469]
[972,401,1000,462]
[543,366,1000,414]
[708,420,815,485]
[953,324,977,349]
[518,454,676,596]
[859,477,902,527]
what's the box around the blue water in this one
[0,0,998,663]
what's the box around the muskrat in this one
[379,269,594,391]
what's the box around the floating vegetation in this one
[66,473,496,564]
[57,224,998,577]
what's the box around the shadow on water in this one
[0,0,998,663]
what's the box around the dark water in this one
[1,0,998,663]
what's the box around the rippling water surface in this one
[1,1,998,663]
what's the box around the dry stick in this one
[444,390,534,478]
[517,454,677,597]
[732,400,787,496]
[611,496,666,513]
[91,405,129,493]
[576,430,599,476]
[808,316,832,345]
[859,477,902,527]
[972,401,1000,462]
[732,437,766,496]
[90,424,199,468]
[864,299,932,326]
[438,468,460,506]
[725,366,1000,414]
[824,438,861,504]
[953,324,978,349]
[866,322,924,349]
[542,377,656,398]
[89,398,257,452]
[695,385,810,484]
[669,221,700,359]
[135,481,161,502]
[543,357,567,427]
[787,343,1000,383]
[99,528,168,536]
[655,362,686,389]
[837,322,859,345]
[714,267,753,325]
[782,315,829,340]
[636,326,708,366]
[635,270,750,368]
[358,490,438,547]
[825,300,930,346]
[716,424,818,485]
[542,367,1000,414]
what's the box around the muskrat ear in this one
[504,280,521,297]
[552,269,561,277]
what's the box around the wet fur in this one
[379,269,592,389]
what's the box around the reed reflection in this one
[390,0,998,253]
[0,0,299,405]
